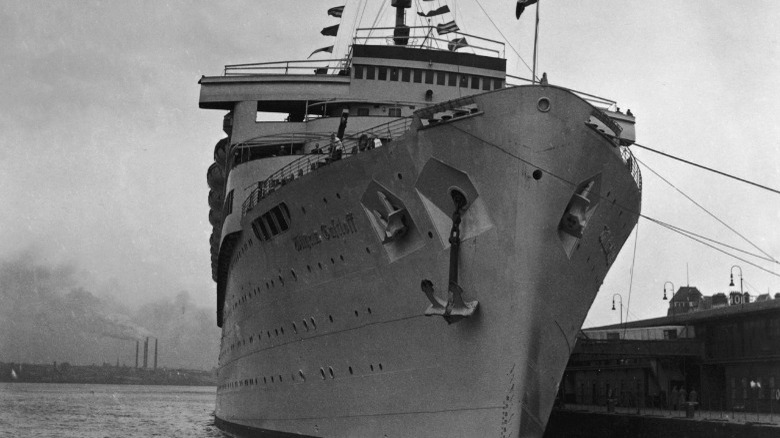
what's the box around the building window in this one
[357,107,369,116]
[448,72,457,86]
[663,329,678,340]
[482,76,491,90]
[388,107,402,117]
[494,78,504,89]
[402,68,411,82]
[436,71,446,85]
[471,75,480,89]
[459,74,468,88]
[390,67,399,81]
[378,66,387,80]
[425,70,434,84]
[353,65,364,79]
[413,69,422,83]
[366,66,375,80]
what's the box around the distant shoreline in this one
[1,361,216,386]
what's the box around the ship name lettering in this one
[293,213,357,251]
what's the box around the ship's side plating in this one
[213,85,641,437]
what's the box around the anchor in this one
[421,190,478,324]
[371,191,408,243]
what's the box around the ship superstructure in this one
[200,2,642,437]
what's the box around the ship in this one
[199,2,642,437]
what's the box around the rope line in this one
[633,143,780,196]
[444,123,780,278]
[635,155,777,263]
[623,222,639,337]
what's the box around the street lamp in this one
[611,293,624,325]
[730,265,744,303]
[663,281,674,301]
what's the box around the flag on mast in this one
[308,45,334,59]
[321,24,339,36]
[436,21,459,35]
[516,0,539,19]
[417,5,450,18]
[447,37,468,51]
[328,6,345,18]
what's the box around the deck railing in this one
[353,26,505,58]
[620,146,643,192]
[241,117,413,217]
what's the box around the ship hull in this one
[215,86,641,437]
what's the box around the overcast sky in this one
[1,0,778,339]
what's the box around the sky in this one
[1,1,778,365]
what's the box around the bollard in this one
[685,402,697,418]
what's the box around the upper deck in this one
[199,26,508,113]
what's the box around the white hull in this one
[214,86,641,437]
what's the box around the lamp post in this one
[612,293,624,325]
[663,281,675,320]
[730,265,744,305]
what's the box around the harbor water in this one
[0,383,226,438]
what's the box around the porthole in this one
[354,310,359,317]
[301,206,306,214]
[336,193,341,199]
[349,366,354,375]
[291,270,297,280]
[370,364,374,372]
[537,97,551,112]
[299,370,306,381]
[307,265,312,272]
[320,368,326,379]
[428,231,433,238]
[397,173,403,180]
[532,169,543,180]
[329,315,334,323]
[318,262,323,270]
[367,307,372,314]
[310,317,317,329]
[340,254,344,261]
[365,247,371,254]
[328,367,334,378]
[323,197,328,204]
[331,257,335,264]
[292,322,298,333]
[379,363,383,371]
[303,320,309,331]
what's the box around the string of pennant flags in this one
[309,1,539,58]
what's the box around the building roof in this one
[587,296,780,331]
[669,286,702,303]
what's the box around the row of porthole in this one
[218,362,386,392]
[220,307,374,360]
[227,251,353,316]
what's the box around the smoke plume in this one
[0,248,219,370]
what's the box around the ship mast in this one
[531,1,540,83]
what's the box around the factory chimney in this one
[154,338,158,370]
[135,340,139,368]
[143,337,149,368]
